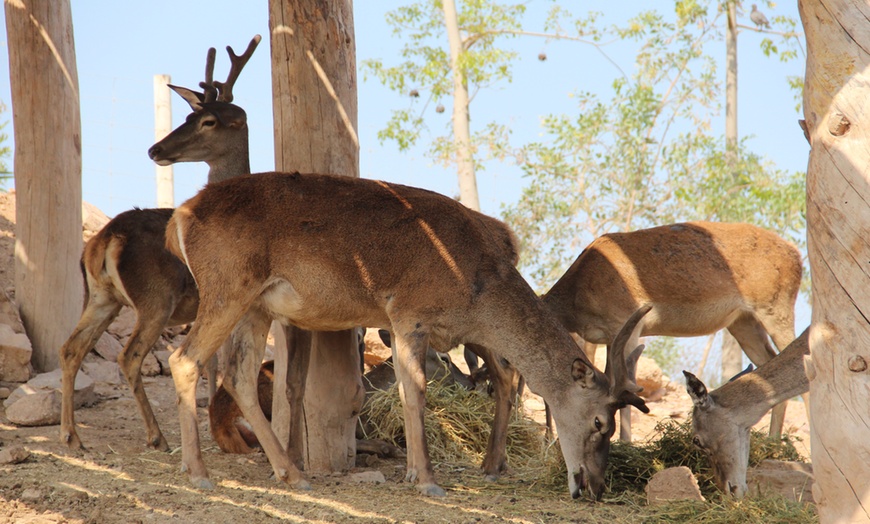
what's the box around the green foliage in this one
[643,336,684,380]
[0,101,11,187]
[501,2,806,291]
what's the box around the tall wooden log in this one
[4,0,82,372]
[268,0,364,473]
[799,1,870,522]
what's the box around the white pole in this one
[153,74,174,208]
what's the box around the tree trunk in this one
[799,1,870,522]
[268,0,364,473]
[4,0,82,372]
[442,0,481,211]
[721,0,742,383]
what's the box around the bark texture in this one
[268,0,363,473]
[800,1,870,521]
[5,0,83,372]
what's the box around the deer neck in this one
[206,137,250,184]
[711,329,810,427]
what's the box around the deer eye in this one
[692,436,703,449]
[594,417,602,431]
[201,119,216,128]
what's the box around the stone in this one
[140,352,161,377]
[106,307,136,340]
[93,332,123,362]
[747,460,814,503]
[5,390,63,426]
[0,323,33,382]
[363,328,392,368]
[0,445,30,464]
[635,356,664,398]
[348,470,386,484]
[153,350,173,376]
[0,291,26,334]
[81,358,124,385]
[646,466,705,505]
[4,369,95,413]
[82,201,110,240]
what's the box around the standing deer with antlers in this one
[58,36,261,451]
[541,221,804,441]
[163,171,651,499]
[683,327,810,498]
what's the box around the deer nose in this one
[148,144,162,160]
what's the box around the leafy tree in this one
[0,102,11,187]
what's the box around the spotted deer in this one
[58,36,260,451]
[683,327,810,498]
[541,221,804,441]
[164,172,651,499]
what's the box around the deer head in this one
[683,370,749,498]
[148,35,260,182]
[550,304,651,500]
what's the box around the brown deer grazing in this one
[541,221,803,441]
[683,327,809,498]
[58,36,260,451]
[164,172,651,499]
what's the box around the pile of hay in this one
[360,374,549,469]
[361,378,815,523]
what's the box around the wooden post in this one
[268,0,363,473]
[153,74,174,208]
[799,1,870,521]
[4,0,82,372]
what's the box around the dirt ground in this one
[0,192,811,523]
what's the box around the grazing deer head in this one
[542,221,802,440]
[58,36,260,452]
[148,35,260,183]
[163,172,650,499]
[683,327,810,498]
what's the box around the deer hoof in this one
[417,483,446,497]
[291,479,312,491]
[483,473,499,482]
[191,476,215,490]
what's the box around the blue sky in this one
[0,1,811,378]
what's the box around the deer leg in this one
[169,305,245,490]
[391,325,444,497]
[283,325,312,471]
[469,343,512,481]
[118,311,174,451]
[223,310,310,490]
[59,295,122,450]
[727,315,785,436]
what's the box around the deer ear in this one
[168,84,205,110]
[683,370,712,410]
[571,358,596,387]
[728,363,755,382]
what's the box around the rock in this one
[348,470,386,484]
[81,358,124,385]
[363,328,391,368]
[747,460,814,503]
[153,350,173,376]
[0,323,33,382]
[646,466,706,505]
[635,356,663,398]
[3,369,97,414]
[140,352,161,377]
[5,390,63,426]
[19,488,42,503]
[82,201,110,240]
[0,445,30,464]
[0,290,26,334]
[107,307,136,340]
[0,386,10,399]
[93,332,123,362]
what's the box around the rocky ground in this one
[0,192,812,523]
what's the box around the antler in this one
[214,34,262,103]
[200,47,218,104]
[604,304,651,411]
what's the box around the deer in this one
[683,327,810,498]
[540,221,804,441]
[163,171,651,499]
[58,35,261,451]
